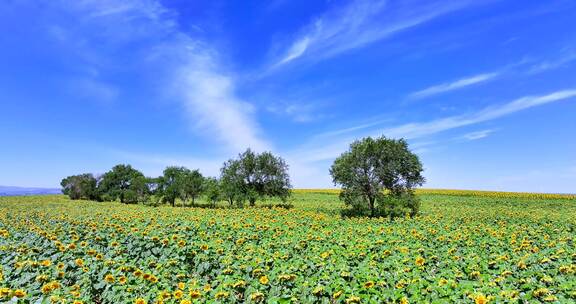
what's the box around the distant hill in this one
[0,185,61,196]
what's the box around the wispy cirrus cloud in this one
[408,72,499,99]
[293,89,576,162]
[459,129,495,141]
[380,89,576,139]
[271,0,480,68]
[61,0,271,152]
[528,49,576,74]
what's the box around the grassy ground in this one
[0,191,574,303]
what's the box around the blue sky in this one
[1,0,575,193]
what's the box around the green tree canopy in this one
[220,149,291,206]
[157,166,186,207]
[60,173,99,201]
[98,164,147,204]
[330,136,425,217]
[181,169,204,206]
[203,177,221,207]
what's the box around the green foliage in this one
[220,149,292,206]
[330,136,425,217]
[220,160,245,206]
[0,193,574,303]
[98,164,148,204]
[60,173,100,201]
[181,169,204,206]
[203,177,221,207]
[156,166,186,207]
[156,167,205,207]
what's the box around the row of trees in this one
[61,149,292,207]
[62,136,425,217]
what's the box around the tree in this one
[330,136,425,218]
[220,149,291,206]
[203,177,221,207]
[98,164,147,204]
[181,169,204,206]
[220,159,245,206]
[60,173,99,201]
[157,166,187,207]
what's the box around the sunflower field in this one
[0,191,575,303]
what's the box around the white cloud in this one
[275,37,310,67]
[409,72,499,99]
[65,0,271,153]
[266,102,327,123]
[313,118,392,138]
[177,53,271,151]
[528,50,576,73]
[459,129,494,141]
[381,89,576,139]
[272,0,478,67]
[293,89,576,162]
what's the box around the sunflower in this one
[250,292,264,302]
[104,274,115,284]
[364,281,375,288]
[134,299,147,304]
[41,284,52,294]
[415,256,425,266]
[190,290,201,299]
[232,280,246,289]
[0,288,11,298]
[173,290,183,299]
[333,290,343,299]
[474,294,488,304]
[259,275,269,285]
[75,259,84,267]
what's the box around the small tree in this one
[61,173,99,201]
[157,166,187,207]
[220,149,291,206]
[181,169,204,206]
[98,164,147,203]
[330,136,425,218]
[203,177,221,207]
[220,160,245,206]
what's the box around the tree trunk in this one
[249,198,256,207]
[369,196,375,217]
